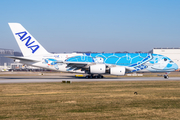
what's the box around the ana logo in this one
[15,31,39,53]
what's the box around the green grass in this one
[0,81,180,119]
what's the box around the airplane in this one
[8,23,178,79]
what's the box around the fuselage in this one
[18,53,178,74]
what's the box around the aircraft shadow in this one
[0,76,121,79]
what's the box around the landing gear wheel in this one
[85,75,91,79]
[98,74,104,79]
[85,74,104,79]
[164,75,169,79]
[90,75,93,79]
[86,74,94,79]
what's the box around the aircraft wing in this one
[65,61,135,72]
[65,62,93,70]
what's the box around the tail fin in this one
[8,23,50,57]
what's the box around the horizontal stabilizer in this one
[6,56,39,62]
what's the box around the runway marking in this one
[1,77,180,84]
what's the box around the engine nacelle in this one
[89,64,106,74]
[110,67,126,76]
[14,59,21,63]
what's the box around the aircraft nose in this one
[173,63,178,70]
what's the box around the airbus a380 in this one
[8,23,178,79]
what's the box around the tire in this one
[164,75,169,79]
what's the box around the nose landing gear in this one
[164,72,170,79]
[164,75,169,79]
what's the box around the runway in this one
[0,76,180,84]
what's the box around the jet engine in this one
[89,64,106,74]
[110,67,126,76]
[14,59,21,63]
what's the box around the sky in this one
[0,0,180,53]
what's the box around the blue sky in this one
[0,0,180,53]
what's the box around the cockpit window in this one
[164,58,167,61]
[170,61,173,63]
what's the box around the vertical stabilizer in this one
[8,23,50,56]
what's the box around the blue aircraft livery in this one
[66,53,178,72]
[8,23,178,79]
[15,31,39,53]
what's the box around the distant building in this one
[153,48,180,70]
[14,51,23,56]
[0,48,14,66]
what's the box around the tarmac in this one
[0,75,180,84]
[0,71,180,84]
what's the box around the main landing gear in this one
[85,74,104,79]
